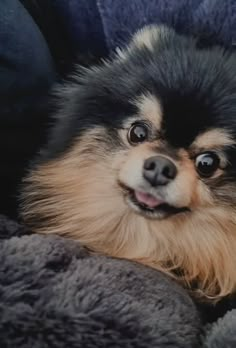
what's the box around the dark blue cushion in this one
[0,0,56,96]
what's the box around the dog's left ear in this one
[115,25,174,59]
[130,25,173,50]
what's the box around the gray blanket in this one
[0,215,235,347]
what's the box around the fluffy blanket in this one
[0,214,236,348]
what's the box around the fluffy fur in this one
[21,26,236,301]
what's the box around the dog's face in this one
[22,26,236,300]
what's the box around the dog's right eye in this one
[128,123,149,144]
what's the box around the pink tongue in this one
[135,191,162,208]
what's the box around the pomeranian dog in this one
[21,25,236,301]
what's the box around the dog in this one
[21,25,236,301]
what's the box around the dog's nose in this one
[143,156,177,186]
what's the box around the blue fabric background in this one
[53,0,236,54]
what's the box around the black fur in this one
[41,27,236,170]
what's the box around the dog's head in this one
[21,26,236,300]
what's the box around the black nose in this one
[143,156,177,186]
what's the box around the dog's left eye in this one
[128,123,149,144]
[195,152,220,177]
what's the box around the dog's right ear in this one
[115,25,174,60]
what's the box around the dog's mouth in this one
[121,185,189,219]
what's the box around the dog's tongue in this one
[135,191,162,208]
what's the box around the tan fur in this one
[22,125,236,301]
[134,93,163,130]
[116,25,170,60]
[115,47,127,60]
[192,129,234,150]
[131,25,169,51]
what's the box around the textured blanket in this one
[0,214,236,348]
